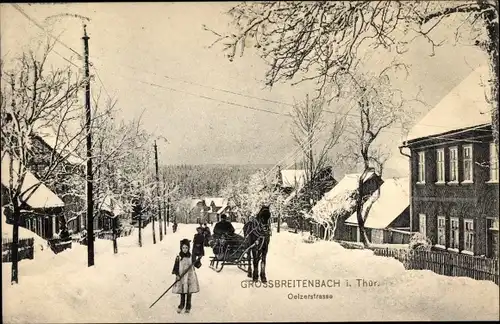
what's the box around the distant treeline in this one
[160,164,274,198]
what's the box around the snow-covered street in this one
[3,223,499,323]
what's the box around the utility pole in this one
[154,140,163,241]
[138,212,143,247]
[83,25,94,267]
[138,194,143,247]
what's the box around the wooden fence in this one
[97,226,135,240]
[373,248,499,285]
[2,238,35,262]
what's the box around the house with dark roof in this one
[187,199,210,223]
[280,166,337,228]
[401,66,499,258]
[1,152,65,239]
[27,123,86,234]
[310,171,383,240]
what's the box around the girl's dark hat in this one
[180,239,191,247]
[196,226,203,231]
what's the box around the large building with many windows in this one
[401,66,499,258]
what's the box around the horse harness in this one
[216,217,270,260]
[245,217,271,255]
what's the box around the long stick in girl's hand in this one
[149,255,201,309]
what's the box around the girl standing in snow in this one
[172,239,201,313]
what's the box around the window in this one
[419,214,427,236]
[464,219,474,253]
[486,218,496,258]
[436,149,445,183]
[418,151,425,183]
[490,142,499,182]
[450,217,459,249]
[449,147,458,182]
[462,145,473,182]
[437,216,446,246]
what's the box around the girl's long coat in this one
[192,233,205,256]
[171,255,200,294]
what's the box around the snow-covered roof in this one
[311,172,375,215]
[98,195,126,216]
[345,177,409,229]
[281,169,306,188]
[2,207,47,242]
[34,121,85,166]
[216,205,230,215]
[1,152,64,209]
[311,171,377,215]
[405,66,492,142]
[189,199,205,209]
[203,197,227,208]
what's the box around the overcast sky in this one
[0,2,489,178]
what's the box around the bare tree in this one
[0,41,86,284]
[207,0,499,167]
[339,65,413,248]
[290,94,345,204]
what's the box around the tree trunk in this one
[11,200,20,284]
[152,213,156,244]
[166,196,170,227]
[112,217,118,254]
[163,196,167,231]
[138,211,142,247]
[159,204,163,241]
[356,170,371,248]
[482,0,499,259]
[478,0,499,141]
[331,218,338,241]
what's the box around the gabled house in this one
[310,171,383,240]
[278,168,307,196]
[27,123,86,234]
[188,199,210,223]
[1,152,65,239]
[345,177,411,244]
[401,66,499,258]
[281,166,338,228]
[203,197,232,222]
[283,167,338,206]
[96,195,126,231]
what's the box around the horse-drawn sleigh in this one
[208,206,272,283]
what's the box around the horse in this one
[243,205,272,283]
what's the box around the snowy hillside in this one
[2,223,499,323]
